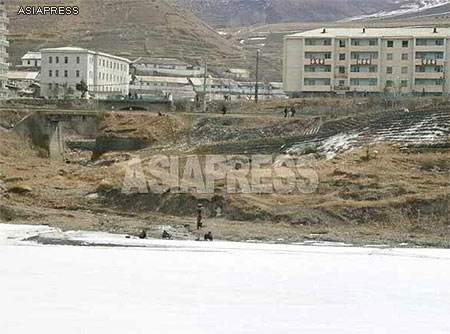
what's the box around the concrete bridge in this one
[14,111,102,161]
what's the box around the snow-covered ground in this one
[344,0,450,21]
[1,224,449,334]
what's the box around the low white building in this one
[20,52,42,68]
[40,47,131,99]
[130,75,196,99]
[6,71,40,97]
[133,57,204,77]
[226,68,250,81]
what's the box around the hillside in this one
[174,0,450,27]
[6,0,247,68]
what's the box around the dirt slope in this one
[6,0,246,67]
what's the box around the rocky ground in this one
[1,99,449,247]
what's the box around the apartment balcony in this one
[349,72,379,78]
[349,85,381,92]
[303,45,334,52]
[349,45,379,52]
[302,58,333,65]
[349,59,378,66]
[303,72,333,78]
[302,85,331,92]
[414,45,445,52]
[414,85,444,93]
[414,72,444,79]
[414,59,445,66]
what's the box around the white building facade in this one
[0,0,9,98]
[40,47,131,99]
[20,52,42,68]
[283,27,450,96]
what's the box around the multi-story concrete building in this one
[0,0,9,98]
[40,47,131,99]
[283,27,450,96]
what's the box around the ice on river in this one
[1,224,449,334]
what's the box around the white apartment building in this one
[0,0,9,98]
[283,27,450,96]
[40,47,131,99]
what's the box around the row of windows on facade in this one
[304,78,443,86]
[47,56,128,72]
[305,52,445,60]
[304,65,444,73]
[305,39,445,47]
[47,83,125,92]
[48,69,128,83]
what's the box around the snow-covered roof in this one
[21,52,41,61]
[134,76,190,84]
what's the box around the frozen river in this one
[1,224,449,334]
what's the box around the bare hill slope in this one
[6,0,246,67]
[174,0,450,27]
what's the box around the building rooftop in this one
[21,52,42,60]
[134,76,190,84]
[134,57,193,67]
[190,77,239,87]
[286,27,450,39]
[7,71,39,80]
[40,47,131,63]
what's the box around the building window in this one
[339,40,346,47]
[49,70,52,77]
[387,53,393,60]
[352,40,360,46]
[386,80,394,87]
[386,67,393,74]
[369,66,377,73]
[76,56,80,64]
[401,67,408,74]
[387,40,394,47]
[56,57,59,64]
[401,80,408,87]
[64,56,68,64]
[339,53,346,60]
[55,70,59,77]
[27,60,31,65]
[64,70,68,77]
[49,57,53,64]
[369,39,377,46]
[402,41,409,48]
[339,66,345,74]
[76,70,80,78]
[402,53,409,60]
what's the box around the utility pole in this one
[203,59,208,113]
[255,49,259,104]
